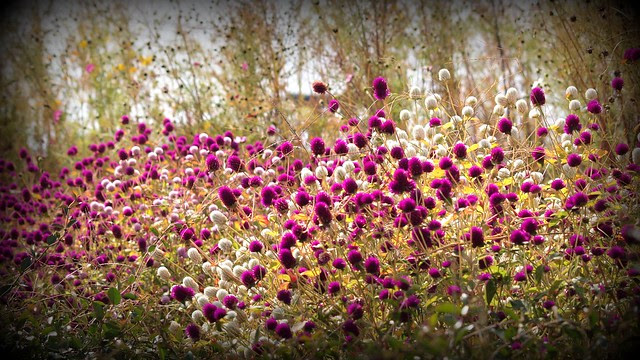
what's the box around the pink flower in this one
[53,110,63,124]
[85,63,95,73]
[241,62,248,71]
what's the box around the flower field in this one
[1,1,640,359]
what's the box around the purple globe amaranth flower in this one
[497,117,512,134]
[514,271,527,282]
[275,322,292,339]
[328,281,341,295]
[372,77,390,100]
[612,77,624,91]
[530,87,545,106]
[491,147,505,164]
[279,248,297,269]
[564,114,581,134]
[567,153,582,167]
[328,99,340,113]
[249,240,264,252]
[531,147,545,162]
[226,155,243,172]
[550,178,566,190]
[623,48,640,62]
[510,229,529,245]
[615,143,629,156]
[185,324,200,340]
[205,154,220,171]
[171,285,195,302]
[364,256,380,274]
[347,249,363,266]
[438,157,453,170]
[314,202,332,224]
[218,186,237,208]
[536,127,548,137]
[240,270,256,287]
[468,165,483,178]
[347,302,364,319]
[429,117,442,127]
[469,226,485,247]
[587,99,602,114]
[333,257,347,270]
[277,289,292,305]
[453,142,467,159]
[310,137,325,156]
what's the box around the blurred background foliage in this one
[0,0,638,170]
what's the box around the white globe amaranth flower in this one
[529,108,541,119]
[404,146,417,158]
[493,104,505,116]
[530,172,543,183]
[197,295,209,308]
[565,86,578,99]
[157,266,171,280]
[562,163,577,178]
[216,289,229,301]
[633,148,640,165]
[204,286,217,299]
[315,165,328,179]
[465,96,478,107]
[569,100,581,111]
[399,109,411,122]
[218,238,233,253]
[498,167,511,179]
[438,68,451,81]
[209,210,228,227]
[333,166,347,182]
[183,276,198,290]
[187,248,202,263]
[506,87,519,103]
[585,88,597,100]
[409,86,422,99]
[461,106,474,118]
[425,95,438,110]
[516,99,528,113]
[495,93,508,107]
[511,159,524,170]
[169,321,181,332]
[412,125,426,140]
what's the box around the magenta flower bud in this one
[530,87,545,106]
[328,99,340,113]
[372,77,390,100]
[497,118,512,134]
[612,77,624,91]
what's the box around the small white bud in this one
[425,95,438,110]
[438,68,451,81]
[569,100,581,111]
[516,99,528,113]
[187,248,202,263]
[632,148,640,165]
[157,266,171,280]
[466,96,478,107]
[565,86,578,99]
[506,88,519,103]
[585,88,597,100]
[462,106,474,118]
[494,93,508,107]
[399,109,411,121]
[409,86,422,99]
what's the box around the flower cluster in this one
[0,73,639,358]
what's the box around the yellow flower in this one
[140,56,152,66]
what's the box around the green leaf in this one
[123,292,137,300]
[486,278,497,305]
[148,245,156,253]
[93,301,105,320]
[46,234,58,245]
[20,256,32,272]
[535,265,545,284]
[150,227,159,236]
[107,287,121,306]
[435,302,458,314]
